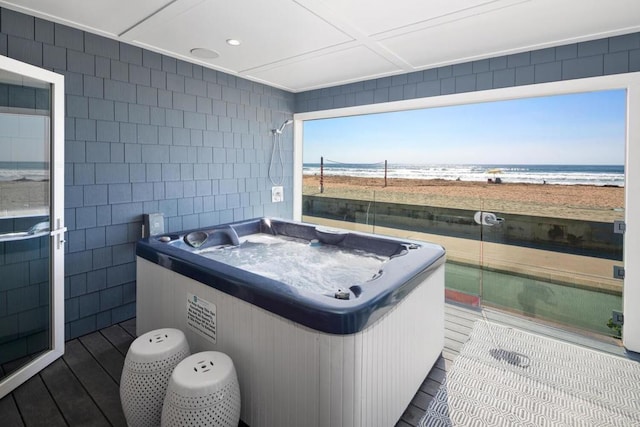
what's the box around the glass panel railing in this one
[479,189,624,337]
[302,176,624,338]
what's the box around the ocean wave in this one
[0,169,48,182]
[302,164,625,187]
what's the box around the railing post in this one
[384,160,388,187]
[320,156,324,193]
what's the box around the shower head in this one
[273,119,293,134]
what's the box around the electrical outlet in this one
[612,310,624,325]
[272,186,283,203]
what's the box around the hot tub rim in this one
[136,218,446,334]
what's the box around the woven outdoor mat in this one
[420,321,640,426]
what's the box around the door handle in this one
[50,226,67,249]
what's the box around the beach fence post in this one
[320,156,324,193]
[384,160,388,187]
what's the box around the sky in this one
[302,89,626,165]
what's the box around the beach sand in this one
[303,175,624,222]
[0,180,49,217]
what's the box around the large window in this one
[293,73,640,351]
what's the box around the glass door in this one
[0,56,65,398]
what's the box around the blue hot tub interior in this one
[136,218,445,334]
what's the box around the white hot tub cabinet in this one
[137,257,444,427]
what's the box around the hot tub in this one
[136,217,445,427]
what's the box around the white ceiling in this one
[2,0,639,92]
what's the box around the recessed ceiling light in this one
[226,39,241,46]
[189,48,219,59]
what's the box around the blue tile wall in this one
[0,7,293,342]
[295,32,640,113]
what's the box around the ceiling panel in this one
[0,0,171,36]
[128,0,353,72]
[320,0,496,36]
[246,46,401,92]
[379,0,640,69]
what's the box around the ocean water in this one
[0,161,49,181]
[302,163,625,187]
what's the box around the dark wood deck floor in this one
[0,303,634,426]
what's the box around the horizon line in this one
[302,162,625,166]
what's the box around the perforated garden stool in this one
[120,328,191,427]
[161,351,241,427]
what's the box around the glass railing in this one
[301,181,624,338]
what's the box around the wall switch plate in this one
[272,186,283,203]
[143,213,164,237]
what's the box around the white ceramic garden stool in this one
[120,328,191,427]
[161,351,241,427]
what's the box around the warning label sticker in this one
[186,293,216,344]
